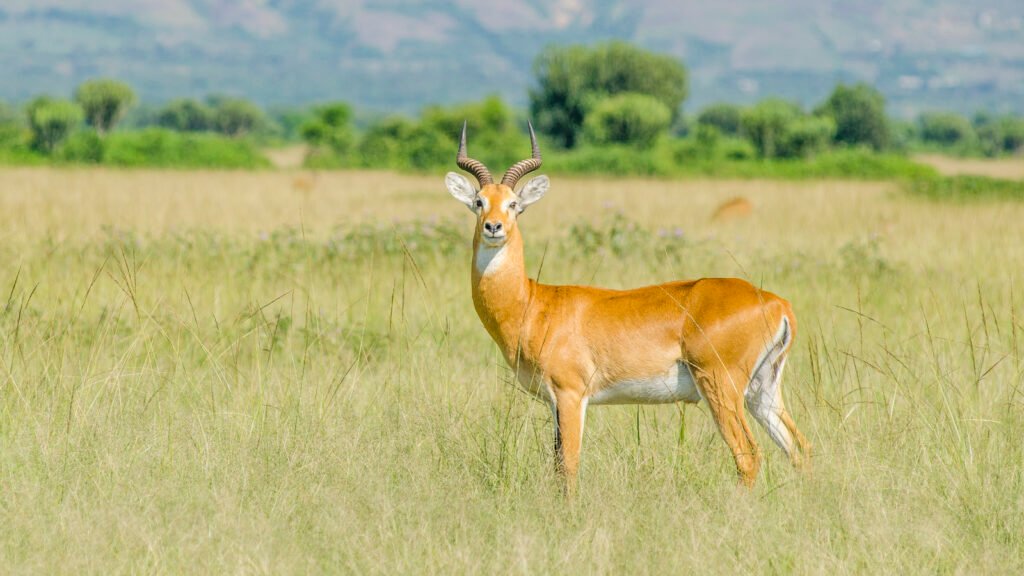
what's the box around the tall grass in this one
[905,174,1024,202]
[1,168,1022,573]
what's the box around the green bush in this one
[269,107,313,142]
[671,126,755,163]
[530,42,687,148]
[547,142,675,176]
[157,99,215,132]
[582,93,672,148]
[26,97,84,152]
[356,117,417,168]
[402,125,452,171]
[422,95,512,139]
[0,101,23,148]
[777,115,835,158]
[420,96,525,170]
[974,115,1024,157]
[315,116,451,172]
[301,102,355,160]
[209,96,265,137]
[887,119,918,152]
[696,103,743,136]
[74,78,136,134]
[919,112,976,149]
[718,137,757,161]
[739,100,800,158]
[738,101,835,159]
[103,128,269,168]
[60,130,105,163]
[816,83,889,150]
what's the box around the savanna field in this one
[1,167,1023,573]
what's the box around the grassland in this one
[1,168,1023,574]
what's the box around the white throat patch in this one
[475,243,508,276]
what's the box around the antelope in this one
[711,196,754,222]
[445,123,810,491]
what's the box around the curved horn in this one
[456,121,493,186]
[501,121,542,189]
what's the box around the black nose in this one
[484,221,503,234]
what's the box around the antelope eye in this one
[508,201,518,211]
[474,199,483,208]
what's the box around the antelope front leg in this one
[552,389,587,495]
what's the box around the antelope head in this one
[445,121,549,247]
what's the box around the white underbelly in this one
[588,362,702,405]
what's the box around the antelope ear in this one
[445,172,477,210]
[516,175,549,212]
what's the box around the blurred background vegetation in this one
[0,41,1022,180]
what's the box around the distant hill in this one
[1,1,1022,116]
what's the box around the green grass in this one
[0,129,270,169]
[0,126,945,180]
[546,144,937,180]
[0,144,48,165]
[1,170,1023,573]
[905,174,1024,202]
[102,129,271,169]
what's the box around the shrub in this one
[739,100,801,158]
[268,107,313,142]
[60,130,105,163]
[402,125,452,170]
[209,96,265,137]
[719,137,757,161]
[777,115,835,159]
[816,83,889,150]
[547,141,676,176]
[420,96,524,170]
[318,116,451,172]
[422,95,512,139]
[530,42,687,148]
[157,99,215,132]
[697,103,743,136]
[919,112,976,148]
[0,101,23,148]
[301,102,355,158]
[887,119,918,152]
[103,128,269,168]
[26,97,83,152]
[74,78,136,135]
[671,125,757,163]
[974,115,1024,157]
[357,117,417,168]
[583,93,672,148]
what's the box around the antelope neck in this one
[471,226,533,355]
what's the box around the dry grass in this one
[1,167,1023,573]
[916,153,1024,180]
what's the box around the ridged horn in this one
[456,121,493,186]
[501,121,542,189]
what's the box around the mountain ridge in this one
[1,1,1022,116]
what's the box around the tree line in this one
[1,41,1021,170]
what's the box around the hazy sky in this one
[1,1,1022,114]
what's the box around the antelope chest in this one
[514,364,553,403]
[588,362,702,405]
